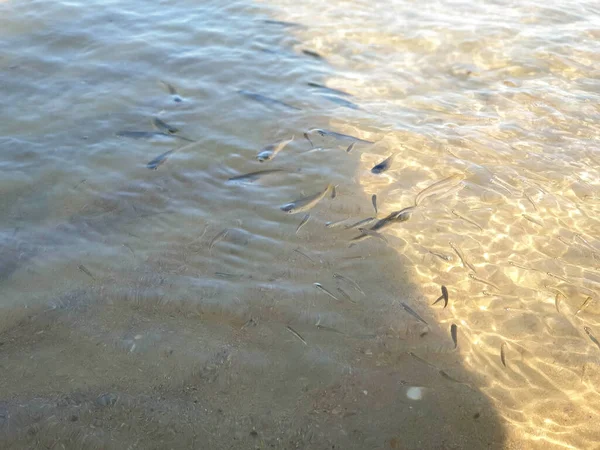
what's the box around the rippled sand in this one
[1,0,599,448]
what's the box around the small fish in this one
[147,149,176,170]
[345,217,375,230]
[316,324,345,334]
[280,184,333,214]
[209,229,230,253]
[371,154,395,174]
[286,325,307,345]
[414,174,465,207]
[575,234,599,254]
[576,297,593,315]
[257,136,294,162]
[409,352,437,369]
[427,249,453,262]
[432,285,449,308]
[449,241,477,273]
[357,228,388,244]
[371,195,378,214]
[296,214,310,234]
[584,326,600,350]
[508,261,540,272]
[238,90,301,111]
[294,247,315,264]
[468,273,499,291]
[262,19,300,27]
[228,169,285,182]
[336,286,356,304]
[160,80,182,102]
[346,142,355,153]
[451,324,458,349]
[307,82,352,97]
[524,192,538,211]
[333,273,364,295]
[78,264,95,280]
[152,117,178,134]
[451,210,482,231]
[546,272,569,283]
[522,214,543,227]
[116,130,169,139]
[215,272,242,279]
[302,49,322,59]
[401,302,428,326]
[331,185,337,199]
[325,218,348,228]
[500,342,507,367]
[303,132,314,148]
[555,293,561,313]
[309,128,374,144]
[73,179,87,189]
[321,94,360,110]
[314,282,339,301]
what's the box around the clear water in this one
[1,0,599,448]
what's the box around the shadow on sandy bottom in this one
[0,247,508,450]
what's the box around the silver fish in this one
[414,174,465,207]
[314,282,339,300]
[584,326,600,350]
[228,169,285,182]
[239,90,301,111]
[309,128,374,144]
[576,297,593,315]
[116,130,169,139]
[371,154,395,174]
[522,214,543,227]
[333,273,364,295]
[152,117,178,134]
[401,302,428,325]
[336,286,356,303]
[321,94,359,110]
[281,184,333,214]
[449,241,477,273]
[294,247,315,264]
[296,214,310,234]
[468,273,499,291]
[451,324,458,349]
[371,195,378,214]
[257,136,294,162]
[147,149,176,170]
[209,229,230,253]
[325,218,349,228]
[451,209,482,231]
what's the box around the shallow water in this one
[1,0,599,448]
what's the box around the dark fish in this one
[350,207,414,242]
[116,130,169,139]
[371,195,377,214]
[336,286,356,304]
[371,154,395,174]
[310,128,374,144]
[303,132,314,148]
[451,324,458,349]
[345,217,375,230]
[500,342,507,367]
[286,325,307,345]
[262,19,300,27]
[228,169,285,183]
[356,228,388,244]
[78,264,95,280]
[302,49,322,59]
[321,94,360,110]
[307,82,352,97]
[281,184,333,214]
[401,302,428,325]
[152,117,179,134]
[147,149,176,170]
[409,352,437,369]
[294,247,315,264]
[160,80,183,102]
[584,326,600,350]
[432,285,449,308]
[346,142,355,153]
[331,185,337,199]
[296,214,310,234]
[238,89,301,111]
[314,282,339,300]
